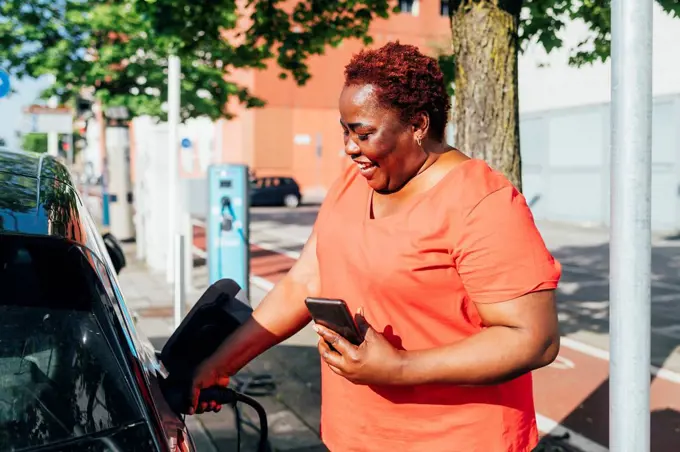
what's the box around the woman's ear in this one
[412,112,430,139]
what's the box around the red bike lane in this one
[193,225,680,450]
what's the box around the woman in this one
[190,41,562,451]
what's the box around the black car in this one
[0,149,197,451]
[250,176,302,208]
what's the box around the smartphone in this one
[305,297,364,346]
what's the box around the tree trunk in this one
[451,1,522,192]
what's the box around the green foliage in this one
[19,133,73,155]
[436,53,456,98]
[21,133,49,154]
[437,0,680,96]
[521,0,679,66]
[0,0,392,122]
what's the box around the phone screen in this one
[305,298,364,346]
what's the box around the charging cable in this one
[217,197,247,281]
[197,386,272,452]
[229,373,277,452]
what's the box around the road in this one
[194,205,680,451]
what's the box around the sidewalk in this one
[117,242,327,452]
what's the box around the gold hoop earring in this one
[416,136,422,147]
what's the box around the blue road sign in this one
[0,70,10,99]
[181,138,192,148]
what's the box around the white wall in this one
[83,117,103,180]
[518,3,680,113]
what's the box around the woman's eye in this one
[358,134,370,141]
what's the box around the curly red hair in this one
[344,41,451,140]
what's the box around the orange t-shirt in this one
[314,158,562,452]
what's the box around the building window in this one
[441,0,450,16]
[399,0,419,16]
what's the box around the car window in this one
[0,234,147,451]
[250,178,263,189]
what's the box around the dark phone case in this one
[305,297,364,346]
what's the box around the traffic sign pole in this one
[609,0,653,447]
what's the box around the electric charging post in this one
[207,164,250,299]
[609,0,653,446]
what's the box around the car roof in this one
[0,147,104,258]
[255,176,298,182]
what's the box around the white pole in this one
[609,0,653,446]
[174,233,186,329]
[183,212,194,294]
[167,55,181,283]
[68,133,74,166]
[47,132,59,157]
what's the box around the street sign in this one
[294,134,311,145]
[22,105,73,134]
[0,70,10,99]
[181,138,192,148]
[105,106,129,120]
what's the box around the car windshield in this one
[0,234,145,451]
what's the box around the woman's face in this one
[339,84,426,193]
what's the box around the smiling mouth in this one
[355,161,374,171]
[353,159,378,178]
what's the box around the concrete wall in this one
[521,95,680,232]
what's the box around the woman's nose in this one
[345,137,360,156]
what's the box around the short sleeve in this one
[453,186,562,304]
[315,164,359,227]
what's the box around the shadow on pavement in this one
[549,241,680,450]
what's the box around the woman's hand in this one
[188,361,230,415]
[314,308,405,386]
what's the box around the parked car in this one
[0,148,196,451]
[250,176,302,208]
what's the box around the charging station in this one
[207,164,250,297]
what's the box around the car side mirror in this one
[102,232,126,274]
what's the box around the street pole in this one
[609,0,653,447]
[167,54,181,283]
[68,133,74,166]
[315,132,322,191]
[174,233,186,329]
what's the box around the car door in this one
[0,234,163,452]
[76,187,197,451]
[269,177,285,204]
[250,177,265,206]
[252,177,278,206]
[93,235,199,452]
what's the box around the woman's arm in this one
[396,289,560,386]
[189,229,320,411]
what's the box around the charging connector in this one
[158,278,271,452]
